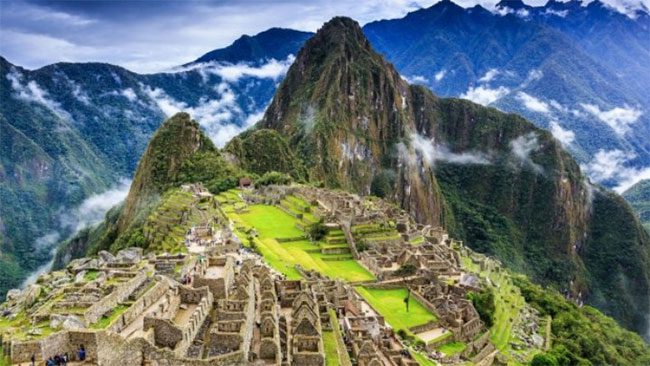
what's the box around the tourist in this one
[77,345,86,361]
[45,356,55,366]
[30,353,35,366]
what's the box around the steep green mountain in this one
[54,112,240,266]
[237,16,650,335]
[259,17,445,226]
[624,179,650,232]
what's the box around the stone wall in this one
[107,280,170,333]
[144,317,183,349]
[10,339,41,364]
[175,290,213,356]
[292,353,325,366]
[96,330,144,366]
[84,271,147,325]
[10,330,99,364]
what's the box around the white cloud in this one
[517,92,550,113]
[544,8,569,17]
[121,88,137,102]
[211,110,265,147]
[403,74,429,84]
[171,56,295,82]
[581,149,650,193]
[69,81,91,105]
[580,103,642,136]
[460,85,510,106]
[549,99,567,113]
[434,70,446,82]
[478,68,499,83]
[407,133,490,166]
[549,121,575,146]
[142,82,261,147]
[516,8,531,18]
[60,178,132,233]
[6,68,71,120]
[510,132,543,173]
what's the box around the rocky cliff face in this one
[247,17,650,334]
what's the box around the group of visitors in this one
[31,345,85,366]
[43,353,68,366]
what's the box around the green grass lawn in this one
[237,205,304,239]
[355,287,436,331]
[438,341,466,356]
[323,331,340,366]
[231,205,374,282]
[411,349,438,366]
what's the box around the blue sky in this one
[0,0,647,73]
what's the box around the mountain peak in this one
[310,16,369,51]
[497,0,529,10]
[118,112,216,230]
[189,28,312,66]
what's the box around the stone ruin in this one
[0,185,518,366]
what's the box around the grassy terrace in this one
[91,303,130,329]
[222,196,374,283]
[323,331,339,366]
[144,189,197,253]
[438,341,466,356]
[461,255,530,364]
[0,311,55,341]
[411,349,438,366]
[355,287,436,332]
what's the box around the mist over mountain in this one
[364,0,650,192]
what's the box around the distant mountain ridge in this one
[363,0,650,173]
[189,28,313,65]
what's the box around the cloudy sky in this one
[1,0,647,73]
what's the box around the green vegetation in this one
[468,289,495,327]
[582,189,650,332]
[460,253,529,363]
[438,341,466,356]
[91,304,130,329]
[229,204,374,282]
[327,309,352,366]
[393,264,417,278]
[256,171,293,187]
[410,348,438,366]
[307,220,329,241]
[355,287,436,332]
[514,275,650,366]
[323,331,340,366]
[225,129,307,180]
[623,179,650,231]
[83,270,99,282]
[237,205,304,239]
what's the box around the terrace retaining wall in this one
[84,271,147,325]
